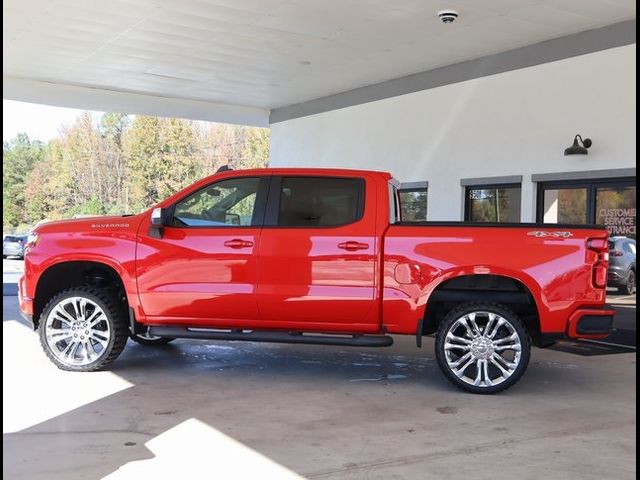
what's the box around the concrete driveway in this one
[2,260,636,480]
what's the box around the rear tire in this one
[435,302,531,394]
[38,287,129,372]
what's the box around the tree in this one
[243,127,270,169]
[3,134,45,227]
[4,113,270,229]
[123,116,163,213]
[99,113,129,213]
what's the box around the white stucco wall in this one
[270,44,636,221]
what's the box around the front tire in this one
[38,287,129,372]
[435,302,531,394]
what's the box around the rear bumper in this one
[566,307,615,339]
[607,266,628,286]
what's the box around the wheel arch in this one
[420,272,545,346]
[34,260,130,328]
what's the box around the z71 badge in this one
[527,231,573,238]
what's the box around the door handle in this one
[224,239,254,249]
[338,241,369,251]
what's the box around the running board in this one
[148,326,394,347]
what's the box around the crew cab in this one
[19,168,614,393]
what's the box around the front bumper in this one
[566,307,615,339]
[18,275,35,329]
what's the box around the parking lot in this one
[3,259,636,479]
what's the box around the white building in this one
[269,26,636,231]
[4,2,636,234]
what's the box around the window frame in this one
[398,185,428,222]
[167,176,270,229]
[464,183,522,223]
[536,177,636,225]
[264,175,366,228]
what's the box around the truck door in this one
[257,175,379,333]
[136,175,268,326]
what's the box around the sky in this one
[2,100,230,143]
[3,100,101,142]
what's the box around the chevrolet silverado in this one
[19,168,614,393]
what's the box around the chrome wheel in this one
[44,296,111,366]
[443,311,522,388]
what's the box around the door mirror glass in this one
[151,207,166,226]
[149,207,169,238]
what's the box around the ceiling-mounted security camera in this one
[437,10,459,24]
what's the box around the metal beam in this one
[3,77,269,127]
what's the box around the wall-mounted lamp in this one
[564,134,592,155]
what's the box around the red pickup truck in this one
[19,168,614,393]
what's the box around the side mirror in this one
[149,207,170,238]
[225,213,241,225]
[151,207,164,226]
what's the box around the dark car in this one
[608,236,636,295]
[3,235,28,259]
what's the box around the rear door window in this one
[277,177,364,227]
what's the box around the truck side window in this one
[173,177,261,227]
[278,177,364,227]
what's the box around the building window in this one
[465,185,521,222]
[541,187,587,224]
[538,179,636,239]
[399,184,428,222]
[595,185,636,239]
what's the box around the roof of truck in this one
[219,167,392,178]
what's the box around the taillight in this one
[586,238,608,252]
[587,237,609,288]
[593,264,608,288]
[610,250,623,257]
